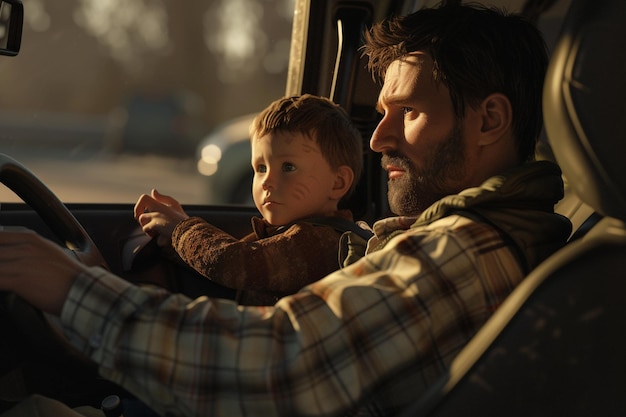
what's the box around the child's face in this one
[251,131,340,226]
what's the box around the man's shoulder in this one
[408,213,502,244]
[369,214,503,257]
[363,214,522,282]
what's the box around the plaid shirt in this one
[61,217,537,416]
[60,162,570,417]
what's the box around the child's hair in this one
[250,94,363,197]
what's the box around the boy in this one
[134,94,365,305]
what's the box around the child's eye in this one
[282,162,296,172]
[256,164,267,173]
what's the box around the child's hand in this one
[134,189,189,247]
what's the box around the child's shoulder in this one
[300,212,373,241]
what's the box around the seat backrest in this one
[399,0,626,415]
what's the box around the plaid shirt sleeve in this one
[60,215,524,417]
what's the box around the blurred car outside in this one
[195,112,256,205]
[106,90,208,158]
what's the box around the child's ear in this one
[330,165,354,200]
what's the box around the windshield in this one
[0,0,293,204]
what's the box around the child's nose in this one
[262,172,275,190]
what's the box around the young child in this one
[134,94,364,305]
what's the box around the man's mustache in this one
[381,152,412,171]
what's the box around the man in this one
[0,4,571,417]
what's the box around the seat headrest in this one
[543,0,626,220]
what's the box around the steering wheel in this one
[0,153,106,376]
[0,153,108,267]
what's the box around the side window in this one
[0,0,294,205]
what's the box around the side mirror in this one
[0,0,23,57]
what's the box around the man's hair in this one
[250,94,363,197]
[362,3,549,162]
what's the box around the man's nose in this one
[370,113,400,153]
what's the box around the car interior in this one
[1,0,623,414]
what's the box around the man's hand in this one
[134,189,189,247]
[0,228,84,316]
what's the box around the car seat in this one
[398,0,626,415]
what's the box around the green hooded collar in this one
[369,161,572,269]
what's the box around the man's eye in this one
[283,163,296,172]
[402,107,413,115]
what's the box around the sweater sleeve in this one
[171,217,343,294]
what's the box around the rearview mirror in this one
[0,0,22,57]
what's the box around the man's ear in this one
[330,165,354,200]
[477,93,512,146]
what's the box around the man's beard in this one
[384,121,466,216]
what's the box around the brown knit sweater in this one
[171,210,354,305]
